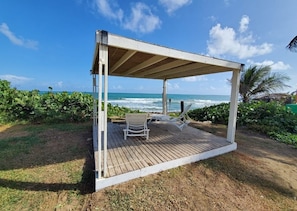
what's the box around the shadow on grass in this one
[0,122,95,194]
[191,122,297,197]
[200,152,296,197]
[0,157,94,194]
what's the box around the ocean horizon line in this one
[105,93,231,112]
[39,90,230,97]
[38,91,231,112]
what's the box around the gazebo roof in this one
[91,30,243,79]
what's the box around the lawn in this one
[0,121,296,210]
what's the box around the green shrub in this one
[188,101,297,147]
[107,103,139,118]
[0,79,135,124]
[37,91,94,123]
[188,103,230,124]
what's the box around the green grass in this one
[0,136,43,170]
[1,121,296,210]
[49,122,92,132]
[0,122,92,210]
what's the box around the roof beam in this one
[161,65,232,80]
[137,60,192,77]
[110,50,137,73]
[147,62,209,79]
[123,55,167,76]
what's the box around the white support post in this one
[92,74,97,126]
[103,45,108,177]
[227,67,241,143]
[97,51,103,179]
[162,79,167,115]
[96,30,109,178]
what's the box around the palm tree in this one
[287,36,297,52]
[239,65,290,103]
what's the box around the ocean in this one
[98,93,230,113]
[40,91,230,112]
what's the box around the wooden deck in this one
[93,121,237,191]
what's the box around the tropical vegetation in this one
[287,35,297,52]
[0,79,136,124]
[239,65,290,103]
[0,80,94,123]
[1,75,297,147]
[188,101,297,147]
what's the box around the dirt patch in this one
[236,128,297,198]
[0,124,30,139]
[192,122,297,195]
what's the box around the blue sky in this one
[0,0,296,95]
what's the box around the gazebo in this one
[91,30,244,191]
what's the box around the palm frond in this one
[286,36,297,52]
[239,65,290,102]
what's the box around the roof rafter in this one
[138,60,192,78]
[123,55,168,76]
[110,50,137,73]
[147,62,209,79]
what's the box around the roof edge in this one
[96,30,108,45]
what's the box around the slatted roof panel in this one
[91,30,243,80]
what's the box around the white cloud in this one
[207,16,273,59]
[182,75,208,82]
[111,85,123,90]
[123,3,161,33]
[270,61,291,71]
[167,82,180,90]
[209,15,217,22]
[158,0,192,14]
[239,15,249,33]
[93,1,161,34]
[0,74,33,84]
[56,81,63,88]
[247,59,291,71]
[209,86,216,90]
[93,0,123,21]
[90,0,192,34]
[0,23,38,50]
[224,0,230,6]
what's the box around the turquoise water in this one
[40,91,230,112]
[99,93,230,112]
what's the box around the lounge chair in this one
[149,104,192,131]
[123,113,150,140]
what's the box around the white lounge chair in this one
[149,104,192,131]
[123,113,150,140]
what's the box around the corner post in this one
[162,79,167,115]
[96,30,108,178]
[227,66,242,143]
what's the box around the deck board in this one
[94,121,233,178]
